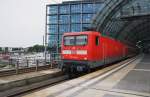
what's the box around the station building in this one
[46,0,105,48]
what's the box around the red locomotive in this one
[61,31,135,74]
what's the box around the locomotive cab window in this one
[76,35,87,45]
[64,35,87,46]
[95,36,99,46]
[64,36,75,46]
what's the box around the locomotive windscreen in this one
[76,35,87,45]
[64,36,75,46]
[64,35,87,46]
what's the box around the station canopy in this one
[92,0,150,48]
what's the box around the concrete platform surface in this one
[0,69,61,93]
[21,55,150,97]
[0,69,60,84]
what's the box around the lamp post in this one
[44,5,48,65]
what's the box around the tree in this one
[5,47,8,52]
[0,47,2,52]
[28,45,44,52]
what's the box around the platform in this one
[0,68,61,96]
[22,54,150,97]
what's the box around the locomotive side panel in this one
[88,33,104,68]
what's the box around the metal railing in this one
[50,53,62,68]
[0,53,62,76]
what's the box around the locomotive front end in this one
[61,32,90,73]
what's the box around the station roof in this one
[92,0,150,48]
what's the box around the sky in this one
[0,0,73,47]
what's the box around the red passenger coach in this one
[61,31,130,73]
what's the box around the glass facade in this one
[83,14,94,23]
[48,25,58,34]
[48,5,58,14]
[59,25,70,34]
[47,0,104,48]
[48,15,58,24]
[59,15,70,24]
[59,5,70,14]
[71,4,81,13]
[83,4,94,13]
[48,35,58,46]
[71,24,81,32]
[71,14,81,23]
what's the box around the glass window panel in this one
[71,24,81,32]
[59,15,70,24]
[71,4,81,13]
[48,35,58,46]
[59,25,70,34]
[83,4,94,13]
[83,14,94,23]
[64,36,75,46]
[95,36,99,46]
[71,14,81,23]
[49,35,57,40]
[59,35,63,45]
[76,35,87,45]
[59,5,70,14]
[48,6,58,14]
[82,24,91,31]
[94,4,104,13]
[48,16,58,24]
[48,42,57,47]
[48,25,58,34]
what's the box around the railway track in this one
[1,57,137,97]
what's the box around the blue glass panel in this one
[71,4,81,13]
[59,35,63,45]
[48,35,58,46]
[71,14,81,23]
[94,4,104,13]
[59,15,70,24]
[48,25,58,34]
[48,16,58,24]
[48,6,58,14]
[82,24,91,31]
[83,14,94,23]
[49,35,57,40]
[59,5,70,14]
[59,25,70,34]
[83,3,94,13]
[71,24,81,32]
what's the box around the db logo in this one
[71,50,76,54]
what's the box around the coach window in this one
[96,36,99,46]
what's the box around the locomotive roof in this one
[63,31,101,36]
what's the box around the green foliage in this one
[12,48,21,51]
[27,45,61,53]
[0,47,2,52]
[28,45,44,52]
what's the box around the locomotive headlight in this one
[76,50,87,55]
[62,50,71,54]
[84,57,87,60]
